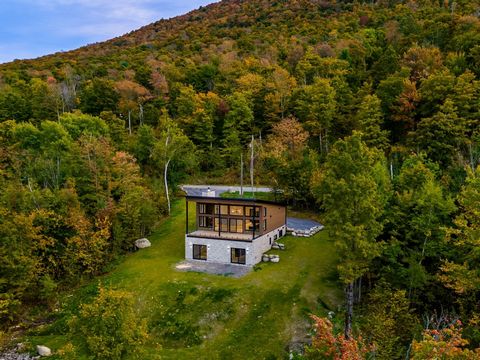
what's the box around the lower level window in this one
[231,248,246,264]
[193,244,207,260]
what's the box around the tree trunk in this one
[139,103,144,126]
[344,281,354,339]
[164,158,171,215]
[358,277,362,303]
[128,110,132,135]
[468,142,475,171]
[324,128,329,153]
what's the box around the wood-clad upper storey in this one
[185,196,287,241]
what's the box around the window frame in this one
[229,218,243,233]
[193,244,207,261]
[229,205,244,216]
[230,248,246,264]
[215,204,229,215]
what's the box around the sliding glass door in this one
[230,248,246,264]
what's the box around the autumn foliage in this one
[306,315,370,360]
[412,321,480,360]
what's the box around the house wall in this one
[263,204,287,234]
[185,224,287,266]
[188,197,286,237]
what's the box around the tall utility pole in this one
[240,154,244,196]
[250,135,255,198]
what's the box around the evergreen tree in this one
[414,99,467,167]
[355,94,389,151]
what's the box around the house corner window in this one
[231,248,246,264]
[193,244,207,260]
[263,219,267,231]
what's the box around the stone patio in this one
[175,260,252,278]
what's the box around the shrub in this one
[69,285,148,360]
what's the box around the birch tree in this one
[152,111,194,214]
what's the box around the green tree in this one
[0,208,40,325]
[30,78,61,122]
[370,45,400,84]
[418,70,455,118]
[79,79,119,116]
[361,282,419,359]
[311,133,389,338]
[262,117,313,206]
[413,99,467,167]
[439,167,480,307]
[355,94,389,151]
[133,124,156,168]
[295,77,336,153]
[381,155,455,301]
[152,111,195,214]
[70,285,148,360]
[59,111,109,140]
[0,85,31,122]
[221,125,242,169]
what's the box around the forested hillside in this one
[1,0,480,358]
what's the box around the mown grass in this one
[26,199,341,359]
[220,190,279,202]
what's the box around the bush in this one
[69,285,148,360]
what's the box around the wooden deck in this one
[187,230,254,241]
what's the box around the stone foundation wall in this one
[185,225,287,266]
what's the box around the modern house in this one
[185,195,287,266]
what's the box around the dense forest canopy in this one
[1,0,480,357]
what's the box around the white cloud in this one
[0,0,216,62]
[28,0,164,38]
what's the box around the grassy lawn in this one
[220,191,279,202]
[26,199,341,359]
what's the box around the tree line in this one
[1,0,480,357]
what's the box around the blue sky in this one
[0,0,216,64]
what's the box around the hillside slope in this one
[25,200,341,359]
[2,0,480,357]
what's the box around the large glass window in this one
[229,219,243,233]
[214,205,229,215]
[214,218,228,232]
[193,244,207,260]
[231,248,246,264]
[246,206,260,217]
[245,219,260,232]
[199,203,214,214]
[229,206,243,216]
[199,216,213,229]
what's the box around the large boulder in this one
[262,254,271,262]
[134,238,151,249]
[36,345,51,357]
